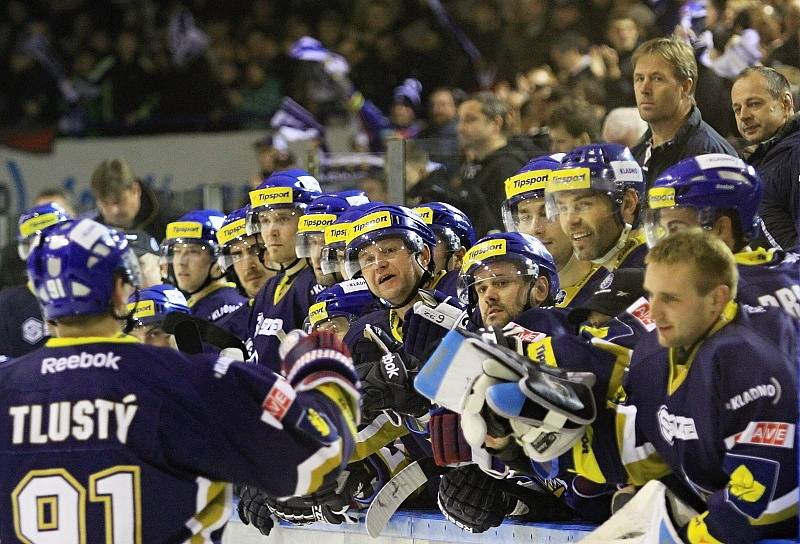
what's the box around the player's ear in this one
[530,275,550,306]
[451,247,467,271]
[419,244,432,268]
[709,283,731,313]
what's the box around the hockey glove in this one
[356,352,430,421]
[237,485,276,535]
[405,289,467,360]
[429,407,472,466]
[437,464,516,533]
[279,330,360,423]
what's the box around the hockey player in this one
[544,143,648,271]
[613,228,798,542]
[0,218,360,543]
[216,205,269,299]
[160,210,246,323]
[413,201,476,297]
[245,169,322,369]
[297,190,370,287]
[319,203,381,286]
[458,232,560,329]
[0,202,72,361]
[643,154,800,319]
[307,279,378,340]
[127,283,190,348]
[502,154,608,308]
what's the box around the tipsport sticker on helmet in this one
[695,154,745,171]
[504,169,550,198]
[19,213,62,238]
[249,187,294,207]
[413,207,434,225]
[610,160,643,183]
[346,211,392,244]
[166,221,203,239]
[325,223,350,245]
[461,238,507,272]
[308,301,329,324]
[216,218,247,246]
[546,168,591,192]
[298,214,337,233]
[128,299,156,319]
[648,187,677,209]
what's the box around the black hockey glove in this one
[437,464,515,533]
[356,353,430,421]
[237,485,275,536]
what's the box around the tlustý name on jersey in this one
[725,378,781,410]
[9,394,138,445]
[41,351,121,374]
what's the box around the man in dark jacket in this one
[457,92,529,235]
[731,67,800,249]
[630,37,736,187]
[89,158,182,242]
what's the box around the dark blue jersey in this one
[188,282,246,324]
[736,247,800,319]
[248,261,321,370]
[0,284,49,361]
[617,303,798,543]
[432,269,460,299]
[0,335,356,544]
[556,264,609,309]
[216,300,253,345]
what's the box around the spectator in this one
[630,37,737,186]
[101,31,155,132]
[89,158,181,242]
[602,107,648,148]
[251,134,296,189]
[731,66,800,249]
[235,61,282,129]
[416,87,463,174]
[548,99,601,153]
[601,14,641,109]
[458,92,528,235]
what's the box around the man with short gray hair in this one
[731,66,800,249]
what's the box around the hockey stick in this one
[162,312,247,357]
[365,457,446,537]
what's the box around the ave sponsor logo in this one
[725,421,795,449]
[657,405,698,445]
[725,378,781,410]
[41,351,120,374]
[261,379,296,429]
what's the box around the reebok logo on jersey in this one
[657,405,698,445]
[41,352,120,374]
[725,378,781,410]
[725,422,795,449]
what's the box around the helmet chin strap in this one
[590,223,632,268]
[381,251,434,310]
[116,284,140,334]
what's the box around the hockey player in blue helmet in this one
[0,203,73,361]
[544,144,648,271]
[503,154,609,308]
[320,203,382,286]
[412,202,476,298]
[458,232,561,329]
[4,217,360,542]
[127,283,190,348]
[296,190,369,286]
[216,205,270,299]
[245,169,324,369]
[644,153,800,319]
[160,209,246,323]
[306,279,378,340]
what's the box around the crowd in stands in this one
[2,0,799,140]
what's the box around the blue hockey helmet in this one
[643,154,763,248]
[319,202,382,278]
[307,279,377,331]
[127,283,189,327]
[246,168,322,236]
[17,202,73,260]
[216,205,265,272]
[501,154,565,233]
[343,204,436,281]
[413,202,476,252]
[545,143,644,225]
[296,190,370,258]
[27,219,142,321]
[161,209,226,260]
[458,232,560,307]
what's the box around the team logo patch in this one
[599,273,614,290]
[22,317,45,344]
[724,421,795,449]
[657,405,698,445]
[262,379,296,423]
